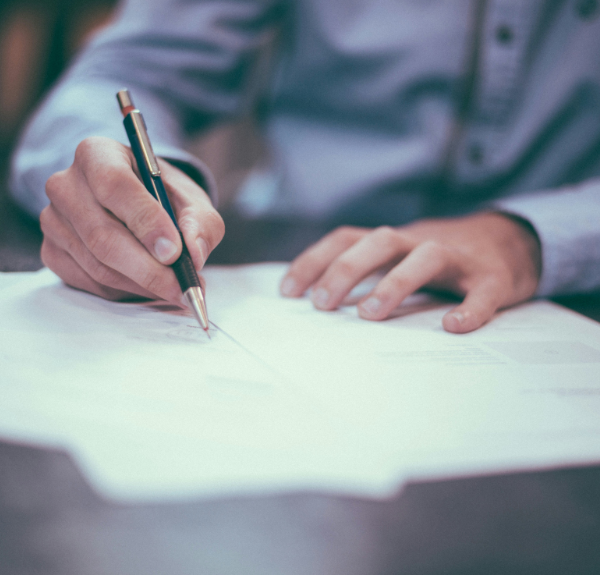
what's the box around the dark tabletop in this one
[1,184,600,575]
[0,190,43,273]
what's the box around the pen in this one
[116,89,209,331]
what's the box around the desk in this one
[1,188,600,575]
[0,188,43,272]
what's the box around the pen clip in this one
[117,89,161,177]
[130,111,161,177]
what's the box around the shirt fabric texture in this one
[9,0,600,297]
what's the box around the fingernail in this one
[312,287,330,308]
[449,311,465,325]
[360,296,382,316]
[154,237,178,263]
[196,238,209,269]
[280,276,297,296]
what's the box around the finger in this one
[41,238,138,301]
[160,160,225,272]
[309,226,415,310]
[74,137,182,265]
[280,226,366,297]
[78,213,182,304]
[47,165,183,304]
[358,241,452,320]
[41,204,158,300]
[442,280,504,334]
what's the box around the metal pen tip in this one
[184,286,209,331]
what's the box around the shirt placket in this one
[452,0,540,190]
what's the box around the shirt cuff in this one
[154,147,218,208]
[492,183,600,297]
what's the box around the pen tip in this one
[184,286,209,331]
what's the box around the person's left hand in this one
[279,212,541,333]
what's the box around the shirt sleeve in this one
[493,179,600,297]
[9,0,284,217]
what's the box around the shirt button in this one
[495,24,514,45]
[576,0,598,19]
[467,142,484,165]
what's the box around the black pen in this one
[116,89,209,331]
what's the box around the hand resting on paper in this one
[279,213,542,333]
[40,137,224,304]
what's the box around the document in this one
[1,264,600,502]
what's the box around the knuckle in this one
[177,207,225,250]
[140,269,170,297]
[177,207,199,233]
[39,207,52,234]
[40,239,56,270]
[384,272,409,294]
[74,136,106,164]
[330,257,358,281]
[178,206,225,237]
[422,240,448,262]
[88,259,117,287]
[289,247,320,276]
[372,226,399,249]
[287,259,309,279]
[101,169,122,190]
[94,171,125,204]
[128,202,163,237]
[74,138,96,165]
[44,171,67,203]
[335,225,359,241]
[62,229,79,258]
[86,225,119,263]
[40,207,79,256]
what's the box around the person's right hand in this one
[40,136,224,304]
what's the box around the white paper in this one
[1,264,600,502]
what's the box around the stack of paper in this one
[1,264,599,501]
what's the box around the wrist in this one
[486,210,542,286]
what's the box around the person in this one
[9,0,600,333]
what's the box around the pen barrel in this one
[123,114,178,225]
[172,237,202,291]
[120,96,207,324]
[125,117,199,291]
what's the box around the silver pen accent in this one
[184,286,209,331]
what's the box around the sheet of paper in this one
[0,268,393,501]
[208,265,600,483]
[1,264,600,502]
[0,270,37,291]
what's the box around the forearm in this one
[9,0,282,217]
[9,78,214,217]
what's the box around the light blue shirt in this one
[10,0,600,296]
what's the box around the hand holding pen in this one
[39,98,224,317]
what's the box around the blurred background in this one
[0,0,117,184]
[0,0,117,270]
[0,1,598,316]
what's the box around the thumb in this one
[442,281,504,334]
